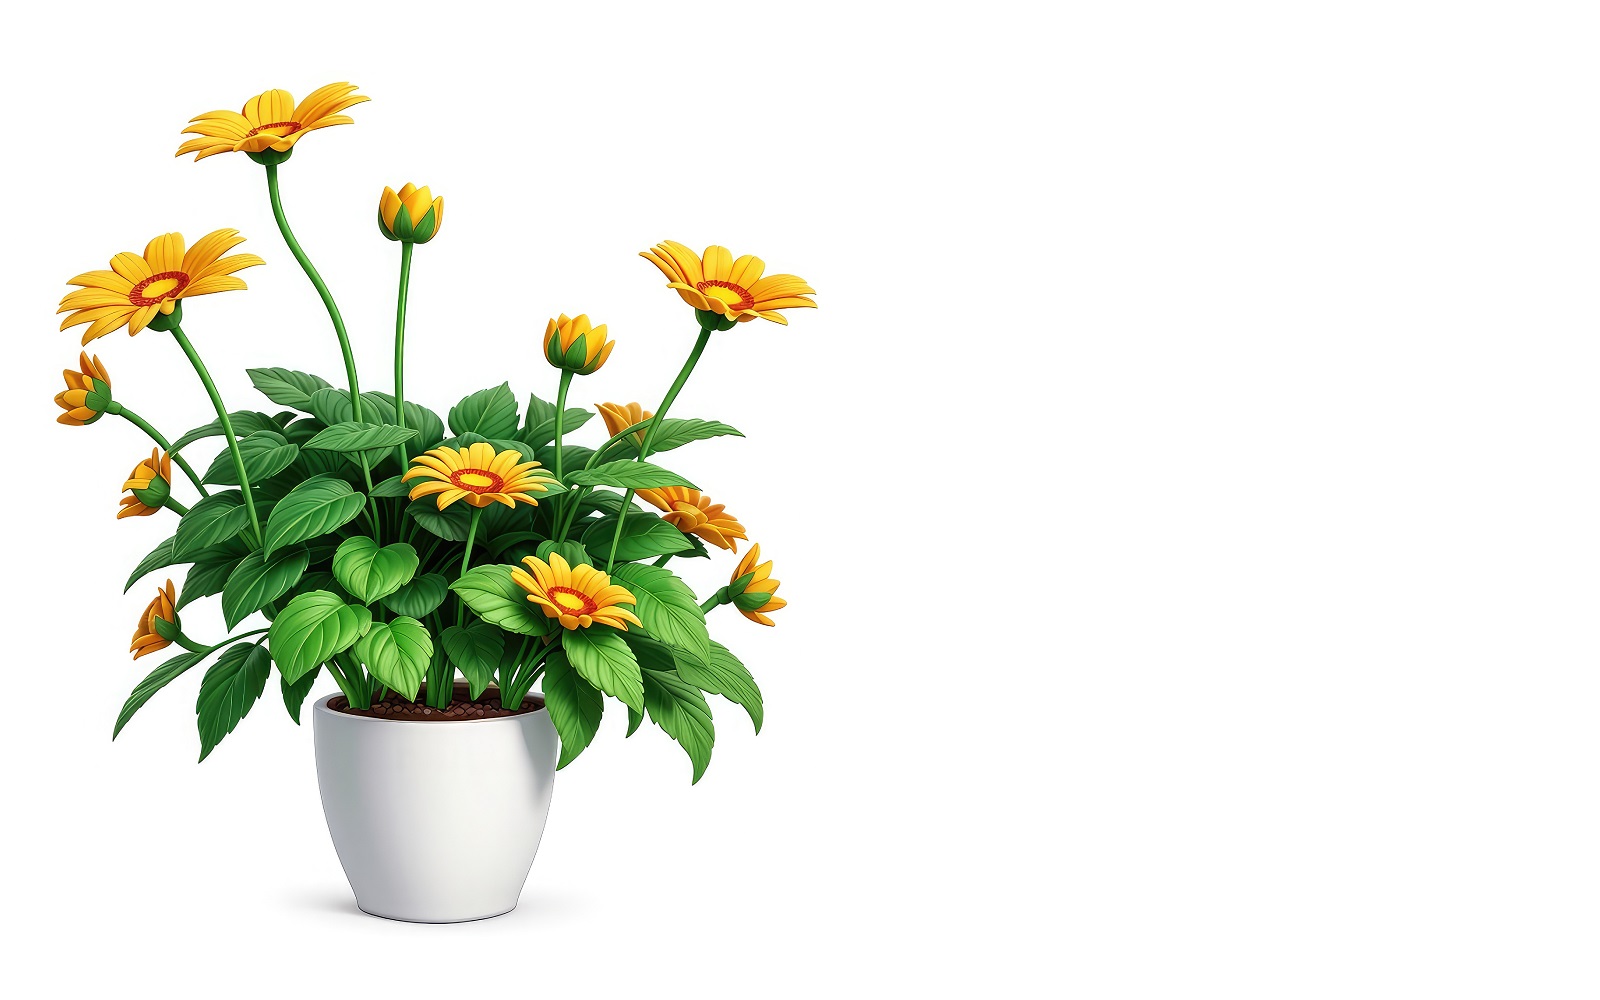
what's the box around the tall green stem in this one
[392,241,414,470]
[458,507,483,627]
[113,406,208,496]
[169,325,262,544]
[605,327,713,571]
[553,370,573,482]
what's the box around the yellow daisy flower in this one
[511,553,642,631]
[119,449,173,519]
[57,230,264,344]
[640,241,816,325]
[730,543,786,626]
[402,442,557,510]
[637,487,748,552]
[177,83,369,161]
[596,401,653,447]
[544,313,615,375]
[55,352,113,426]
[131,580,178,660]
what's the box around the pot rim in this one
[312,690,548,725]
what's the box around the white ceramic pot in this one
[312,692,559,922]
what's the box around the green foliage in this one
[368,475,410,498]
[248,368,333,410]
[263,476,366,556]
[520,392,594,448]
[196,643,271,761]
[581,513,695,563]
[561,626,644,713]
[171,410,279,453]
[331,537,418,604]
[406,498,473,540]
[268,590,372,683]
[355,618,432,700]
[201,429,298,486]
[675,639,763,734]
[604,418,742,458]
[641,662,715,783]
[449,565,550,635]
[609,563,711,667]
[448,383,519,439]
[542,649,603,768]
[126,535,179,593]
[367,391,445,445]
[177,553,243,611]
[568,460,696,490]
[173,491,250,560]
[536,539,591,567]
[222,544,310,629]
[440,624,505,699]
[303,421,419,453]
[381,572,449,618]
[113,646,212,739]
[281,665,321,724]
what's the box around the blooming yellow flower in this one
[730,543,786,626]
[119,449,173,519]
[403,442,557,510]
[55,352,113,426]
[596,401,653,447]
[544,314,614,375]
[378,183,444,243]
[640,241,816,325]
[57,230,264,344]
[177,83,369,161]
[131,580,178,660]
[511,553,642,631]
[637,487,748,552]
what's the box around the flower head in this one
[57,230,264,344]
[403,442,557,510]
[119,449,173,519]
[637,487,748,552]
[55,352,114,426]
[511,553,642,631]
[730,543,786,626]
[379,183,444,243]
[640,241,815,328]
[131,581,178,659]
[177,83,369,162]
[595,401,653,448]
[544,314,614,375]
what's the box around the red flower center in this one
[449,468,504,494]
[548,586,599,616]
[246,120,303,137]
[128,271,191,306]
[696,279,754,311]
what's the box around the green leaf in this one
[440,623,505,699]
[542,649,603,768]
[331,537,418,604]
[406,498,473,540]
[449,565,550,635]
[222,544,310,629]
[303,421,419,453]
[202,429,298,486]
[195,642,271,761]
[578,491,641,518]
[536,444,595,475]
[381,572,449,618]
[268,591,372,683]
[170,410,280,453]
[581,513,695,564]
[641,664,715,783]
[610,563,712,667]
[561,627,644,712]
[674,639,763,734]
[177,552,244,611]
[126,535,180,592]
[568,460,696,490]
[448,383,519,438]
[368,392,445,446]
[263,476,366,556]
[282,665,321,724]
[113,647,211,739]
[173,491,251,560]
[626,705,644,737]
[605,418,743,458]
[355,617,432,701]
[520,392,594,448]
[535,539,591,567]
[369,475,410,498]
[248,368,332,410]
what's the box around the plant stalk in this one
[168,325,262,544]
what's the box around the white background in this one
[3,1,1597,997]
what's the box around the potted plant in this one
[53,81,813,922]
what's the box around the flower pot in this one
[312,687,559,922]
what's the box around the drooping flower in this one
[55,352,114,426]
[378,183,444,243]
[595,401,653,448]
[119,449,173,519]
[729,543,786,626]
[640,241,816,327]
[177,83,369,162]
[637,487,748,552]
[131,581,178,659]
[511,553,642,631]
[543,314,614,375]
[57,230,264,344]
[403,442,557,510]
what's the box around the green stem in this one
[169,326,262,544]
[606,326,713,571]
[586,419,654,469]
[163,497,191,517]
[553,370,574,482]
[177,626,269,657]
[392,241,414,471]
[113,406,208,496]
[653,554,673,568]
[458,507,484,627]
[700,586,729,613]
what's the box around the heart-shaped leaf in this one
[268,591,371,683]
[449,565,550,635]
[440,623,506,699]
[355,617,432,701]
[331,537,419,604]
[380,573,449,618]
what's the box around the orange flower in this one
[640,241,815,325]
[637,487,747,552]
[55,352,113,425]
[118,449,173,519]
[131,581,178,659]
[730,544,786,626]
[596,401,653,448]
[177,83,369,161]
[511,553,642,631]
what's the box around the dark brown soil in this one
[332,684,544,721]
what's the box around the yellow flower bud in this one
[379,183,444,243]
